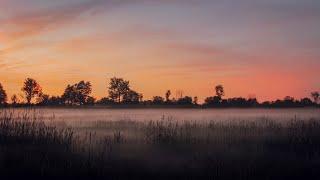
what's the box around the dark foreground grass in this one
[1,110,320,179]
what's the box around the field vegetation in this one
[1,109,320,179]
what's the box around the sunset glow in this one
[1,0,319,101]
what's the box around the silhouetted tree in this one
[36,94,63,106]
[193,96,198,105]
[204,96,221,106]
[11,94,19,105]
[97,97,115,105]
[62,81,92,105]
[226,97,248,107]
[261,101,271,107]
[108,77,130,103]
[284,96,294,102]
[21,78,42,104]
[0,83,7,105]
[300,98,313,107]
[122,90,142,104]
[165,90,171,102]
[49,96,64,106]
[86,96,96,105]
[247,98,258,107]
[311,92,319,104]
[269,96,297,108]
[62,85,76,105]
[152,96,165,104]
[77,81,92,105]
[215,85,225,98]
[177,96,193,105]
[37,93,50,105]
[142,100,152,106]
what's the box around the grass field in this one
[1,109,320,179]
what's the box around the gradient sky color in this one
[0,0,319,102]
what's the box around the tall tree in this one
[0,83,7,105]
[21,78,42,104]
[62,81,92,105]
[76,81,92,105]
[108,77,130,103]
[311,92,319,104]
[215,85,225,98]
[62,85,76,105]
[165,90,171,102]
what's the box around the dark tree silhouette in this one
[152,96,165,104]
[215,85,225,98]
[284,96,294,101]
[49,96,64,105]
[204,96,222,106]
[2,76,318,108]
[11,94,19,105]
[62,85,76,105]
[300,98,313,107]
[97,97,114,105]
[193,96,198,105]
[165,90,171,102]
[123,90,142,104]
[0,83,7,105]
[284,96,295,105]
[311,92,319,104]
[86,96,96,105]
[225,97,246,107]
[76,81,92,105]
[108,77,130,103]
[247,98,258,107]
[177,96,193,105]
[37,93,50,105]
[21,78,42,104]
[62,81,92,105]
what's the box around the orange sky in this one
[0,0,319,102]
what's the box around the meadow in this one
[1,108,320,179]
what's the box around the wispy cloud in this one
[0,0,202,42]
[1,2,91,41]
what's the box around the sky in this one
[0,0,319,102]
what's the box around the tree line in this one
[0,77,319,108]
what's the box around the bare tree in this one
[21,78,42,104]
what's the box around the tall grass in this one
[0,110,74,147]
[1,109,320,179]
